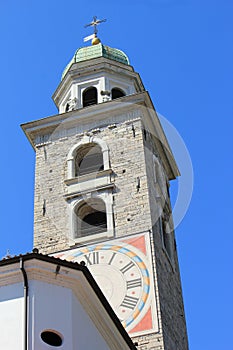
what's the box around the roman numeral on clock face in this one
[126,278,142,289]
[108,252,116,265]
[120,295,139,310]
[83,251,99,265]
[120,261,134,274]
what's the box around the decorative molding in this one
[64,183,115,200]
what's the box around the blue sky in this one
[0,0,232,349]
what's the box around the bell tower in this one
[22,25,189,350]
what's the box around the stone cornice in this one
[21,91,179,179]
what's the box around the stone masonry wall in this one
[33,109,188,350]
[142,130,189,350]
[33,116,152,254]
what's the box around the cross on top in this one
[84,16,107,35]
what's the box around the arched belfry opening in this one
[74,198,107,238]
[75,143,104,177]
[111,88,125,100]
[65,103,70,112]
[83,87,98,107]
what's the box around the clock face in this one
[57,241,151,331]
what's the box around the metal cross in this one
[84,16,107,35]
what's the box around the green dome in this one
[62,43,130,79]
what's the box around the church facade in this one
[0,252,138,350]
[22,33,189,350]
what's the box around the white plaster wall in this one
[0,283,24,350]
[29,280,73,349]
[71,293,110,350]
[59,71,136,113]
[29,280,110,350]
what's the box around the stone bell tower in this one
[22,21,189,350]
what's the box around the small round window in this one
[41,330,63,347]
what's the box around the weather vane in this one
[84,16,107,44]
